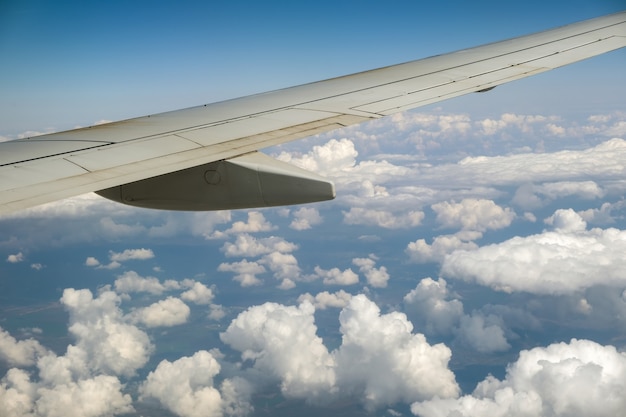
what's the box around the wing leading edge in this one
[1,11,624,214]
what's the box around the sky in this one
[1,1,625,416]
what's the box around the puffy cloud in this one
[334,295,459,409]
[343,208,424,229]
[411,339,626,417]
[352,256,390,288]
[0,324,136,417]
[214,211,276,237]
[406,234,479,264]
[35,375,134,417]
[444,138,626,187]
[114,270,178,295]
[262,251,302,288]
[276,138,358,174]
[297,290,353,309]
[313,266,359,286]
[441,210,626,294]
[131,297,190,328]
[431,199,515,232]
[181,281,215,305]
[86,248,155,270]
[403,278,464,335]
[404,279,511,353]
[290,207,323,230]
[220,301,336,400]
[221,234,298,258]
[0,327,48,367]
[221,295,459,409]
[544,208,587,232]
[455,313,510,353]
[208,305,227,321]
[6,252,24,263]
[0,368,35,417]
[60,288,153,377]
[578,201,624,225]
[139,350,235,417]
[539,181,604,200]
[513,181,605,210]
[0,368,134,417]
[109,248,154,262]
[217,260,265,287]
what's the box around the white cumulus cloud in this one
[411,339,626,417]
[131,297,190,328]
[0,327,49,367]
[297,290,353,309]
[6,252,24,263]
[109,248,155,262]
[140,350,250,417]
[441,210,626,294]
[290,207,323,230]
[352,256,390,288]
[431,198,515,232]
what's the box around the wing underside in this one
[1,11,624,214]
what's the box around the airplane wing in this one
[1,11,624,214]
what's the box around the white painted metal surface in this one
[1,11,624,214]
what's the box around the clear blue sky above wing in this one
[0,11,624,214]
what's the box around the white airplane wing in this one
[1,12,624,214]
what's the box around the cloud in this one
[297,290,353,309]
[441,138,626,186]
[406,234,479,264]
[212,211,276,238]
[578,201,625,226]
[313,266,359,286]
[220,301,336,401]
[513,181,605,210]
[85,257,100,267]
[343,208,424,229]
[352,256,390,288]
[404,278,511,353]
[544,208,587,232]
[455,313,510,353]
[130,297,190,328]
[34,375,134,417]
[290,207,323,230]
[109,248,155,262]
[221,295,459,409]
[411,339,626,417]
[441,209,626,294]
[262,251,302,288]
[114,270,179,295]
[0,290,148,417]
[334,295,459,409]
[6,252,24,263]
[180,281,216,305]
[139,350,250,417]
[276,138,358,174]
[221,234,298,258]
[431,199,515,232]
[0,327,49,367]
[404,278,464,336]
[85,248,155,270]
[217,260,266,287]
[60,288,153,377]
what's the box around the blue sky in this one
[1,1,626,417]
[1,0,624,133]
